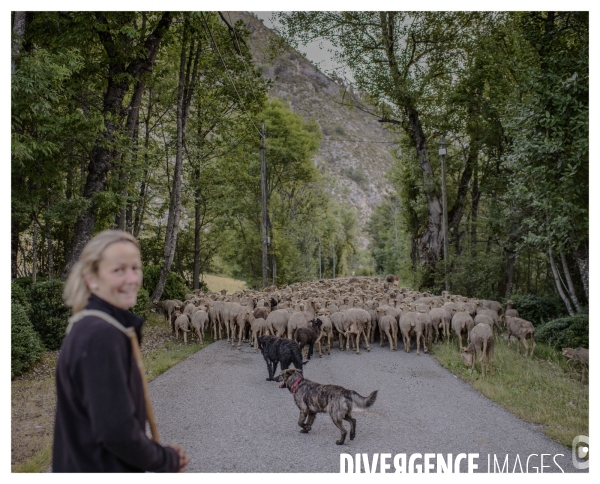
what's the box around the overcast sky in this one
[252,11,354,83]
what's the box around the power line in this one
[224,11,264,110]
[200,12,262,138]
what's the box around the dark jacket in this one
[53,294,179,472]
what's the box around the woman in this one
[53,230,188,472]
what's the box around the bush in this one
[142,265,189,301]
[12,302,44,379]
[29,280,71,350]
[509,293,567,326]
[11,282,32,318]
[535,314,589,350]
[131,287,151,320]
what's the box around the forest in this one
[11,11,588,315]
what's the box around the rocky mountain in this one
[227,12,397,248]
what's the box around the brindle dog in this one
[275,368,377,445]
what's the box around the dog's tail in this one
[350,390,378,409]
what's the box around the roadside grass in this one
[429,336,588,449]
[201,274,246,294]
[11,311,211,473]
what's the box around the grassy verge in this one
[429,337,588,449]
[11,311,211,473]
[201,274,246,294]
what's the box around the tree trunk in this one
[12,219,20,281]
[470,157,480,252]
[549,245,574,316]
[193,179,202,290]
[31,214,38,283]
[573,241,588,302]
[61,12,172,279]
[151,17,200,301]
[379,12,443,267]
[12,11,27,74]
[406,106,443,266]
[505,251,516,298]
[560,252,581,312]
[46,218,54,280]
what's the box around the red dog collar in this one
[290,377,304,394]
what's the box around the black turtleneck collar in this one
[85,293,145,344]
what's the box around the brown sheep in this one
[295,319,323,359]
[253,306,271,320]
[461,323,494,377]
[506,317,536,357]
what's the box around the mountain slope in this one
[227,12,397,248]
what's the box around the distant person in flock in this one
[53,230,188,472]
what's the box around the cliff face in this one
[228,12,396,248]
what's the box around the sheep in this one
[562,347,589,381]
[250,317,274,352]
[314,313,333,356]
[230,305,255,349]
[452,309,475,350]
[429,307,451,343]
[253,306,270,320]
[506,317,536,357]
[152,299,180,326]
[476,308,503,334]
[190,309,209,345]
[416,306,433,347]
[174,313,191,345]
[400,311,424,354]
[342,308,371,354]
[295,318,323,359]
[504,300,519,320]
[266,309,292,338]
[330,310,347,350]
[461,323,494,377]
[378,314,398,351]
[287,311,312,341]
[473,313,495,336]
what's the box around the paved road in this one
[149,339,586,473]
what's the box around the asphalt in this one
[148,338,587,473]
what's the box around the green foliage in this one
[11,282,32,318]
[131,287,151,319]
[535,314,589,350]
[28,280,70,350]
[11,302,45,379]
[510,293,567,326]
[142,265,189,301]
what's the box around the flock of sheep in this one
[151,275,538,377]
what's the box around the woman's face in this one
[86,242,142,310]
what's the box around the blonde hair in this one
[63,230,140,314]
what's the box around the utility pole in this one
[439,134,449,291]
[318,238,322,279]
[332,244,336,279]
[260,123,268,290]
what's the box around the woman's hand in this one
[167,443,189,472]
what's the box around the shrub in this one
[131,287,151,320]
[12,302,44,379]
[142,265,189,301]
[29,280,71,351]
[11,282,31,318]
[535,314,589,350]
[509,293,567,326]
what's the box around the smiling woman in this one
[54,230,189,473]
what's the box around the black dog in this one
[258,335,306,381]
